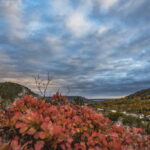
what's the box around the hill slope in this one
[0,82,36,102]
[89,88,150,115]
[127,88,150,99]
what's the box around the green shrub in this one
[73,96,85,106]
[107,112,123,122]
[122,116,140,126]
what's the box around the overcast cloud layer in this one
[0,0,150,98]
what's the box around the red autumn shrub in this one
[0,93,150,150]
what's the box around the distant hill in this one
[45,95,89,103]
[89,88,150,115]
[127,88,150,99]
[67,96,88,101]
[0,82,36,102]
[0,82,89,104]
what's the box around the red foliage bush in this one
[0,93,150,150]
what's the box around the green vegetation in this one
[0,82,36,108]
[72,96,86,106]
[104,111,150,134]
[127,88,150,99]
[89,95,150,115]
[107,112,123,122]
[88,88,150,134]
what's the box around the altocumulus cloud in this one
[0,0,150,98]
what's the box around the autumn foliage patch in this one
[0,93,150,150]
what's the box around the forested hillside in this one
[89,88,150,115]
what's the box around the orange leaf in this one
[27,128,36,135]
[0,143,10,150]
[34,141,44,150]
[38,132,47,139]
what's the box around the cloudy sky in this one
[0,0,150,98]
